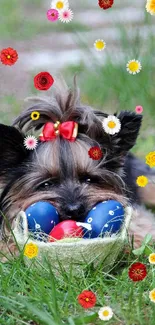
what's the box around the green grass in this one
[1,235,155,325]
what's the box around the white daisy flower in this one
[94,39,106,51]
[58,8,73,23]
[102,115,121,135]
[98,306,113,321]
[51,0,69,11]
[126,59,142,75]
[24,136,38,150]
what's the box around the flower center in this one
[7,55,11,59]
[108,121,116,129]
[102,310,109,316]
[129,62,139,72]
[28,140,34,145]
[133,269,142,275]
[150,3,155,12]
[51,13,55,16]
[102,0,110,4]
[96,41,105,49]
[56,1,64,9]
[150,254,155,262]
[85,298,89,302]
[151,291,155,299]
[41,77,47,84]
[93,150,99,157]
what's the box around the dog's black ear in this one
[0,124,28,174]
[95,111,142,171]
[113,111,142,154]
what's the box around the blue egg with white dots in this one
[83,200,125,239]
[25,201,59,235]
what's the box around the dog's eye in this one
[80,175,101,185]
[37,181,54,190]
[43,182,51,188]
[86,178,91,183]
[80,176,92,184]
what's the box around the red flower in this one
[98,0,114,10]
[128,262,147,282]
[88,147,103,160]
[0,47,18,66]
[34,72,54,91]
[77,290,96,309]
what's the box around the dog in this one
[0,78,155,256]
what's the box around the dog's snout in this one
[64,203,84,217]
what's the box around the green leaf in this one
[71,312,98,325]
[132,245,145,256]
[0,296,59,325]
[142,234,153,245]
[143,245,154,256]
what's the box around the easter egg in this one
[25,201,59,235]
[49,220,83,242]
[83,200,125,239]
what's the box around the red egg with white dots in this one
[49,220,83,242]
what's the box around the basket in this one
[13,206,133,275]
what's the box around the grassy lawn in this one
[1,235,155,325]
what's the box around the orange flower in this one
[128,262,147,282]
[88,147,103,160]
[0,47,18,66]
[77,290,97,308]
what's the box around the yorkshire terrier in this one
[0,78,155,256]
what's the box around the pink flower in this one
[47,9,59,22]
[58,8,73,23]
[135,105,143,114]
[24,136,38,150]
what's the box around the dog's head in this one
[0,79,142,236]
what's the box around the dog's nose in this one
[65,203,84,217]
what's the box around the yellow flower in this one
[24,242,39,259]
[149,288,155,302]
[136,175,148,187]
[149,253,155,264]
[126,59,142,74]
[94,39,106,51]
[146,0,155,15]
[31,111,40,121]
[146,151,155,168]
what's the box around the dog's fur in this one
[0,78,155,255]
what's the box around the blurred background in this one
[0,0,155,159]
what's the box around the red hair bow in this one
[39,121,78,142]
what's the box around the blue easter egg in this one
[25,201,59,235]
[83,200,125,239]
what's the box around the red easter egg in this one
[49,220,83,242]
